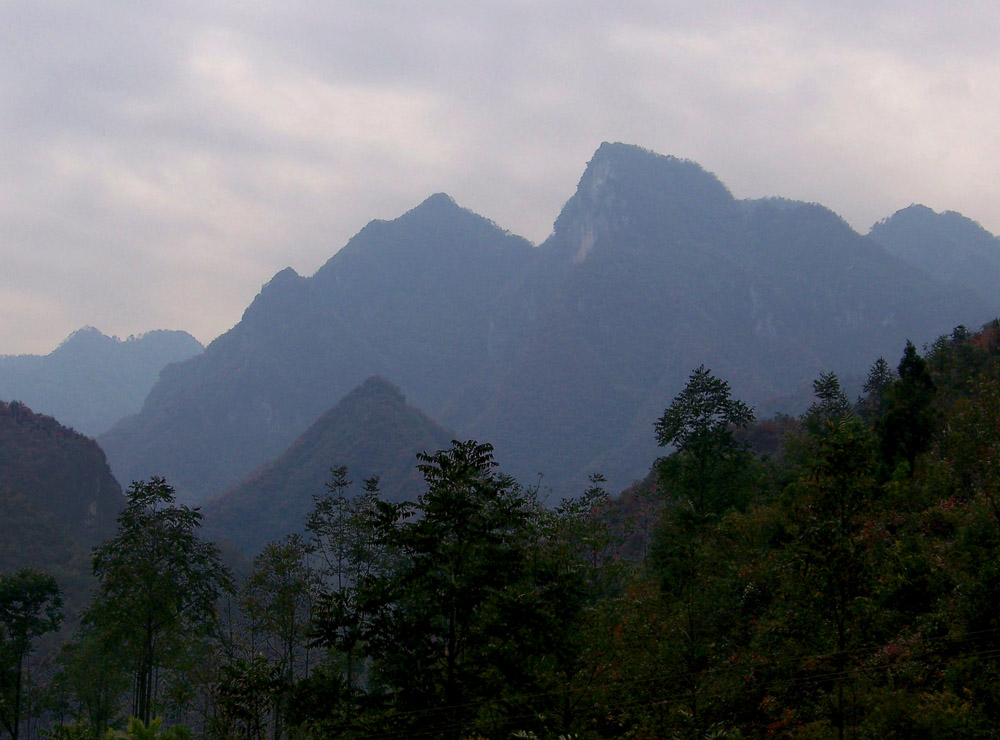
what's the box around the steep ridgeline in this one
[0,400,122,605]
[100,143,991,503]
[202,376,453,555]
[869,204,1000,310]
[99,195,534,503]
[446,143,989,490]
[0,327,203,437]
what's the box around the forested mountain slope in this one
[202,376,453,554]
[99,143,990,502]
[448,143,989,489]
[0,401,123,613]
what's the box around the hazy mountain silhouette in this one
[100,143,990,503]
[869,204,1000,309]
[0,327,203,436]
[99,195,533,502]
[448,144,988,489]
[202,376,453,555]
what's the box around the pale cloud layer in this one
[2,1,998,354]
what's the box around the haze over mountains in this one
[869,204,1000,308]
[93,143,993,506]
[0,327,203,437]
[202,376,453,554]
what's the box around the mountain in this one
[0,400,123,552]
[0,400,124,611]
[99,195,534,503]
[448,144,989,489]
[100,143,990,503]
[0,327,203,436]
[202,376,454,555]
[869,204,1000,309]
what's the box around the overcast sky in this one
[2,1,998,355]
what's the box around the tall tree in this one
[787,376,878,740]
[654,365,755,514]
[0,568,63,740]
[878,341,938,473]
[859,357,896,420]
[237,534,312,740]
[87,477,231,725]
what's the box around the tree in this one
[654,365,755,513]
[305,442,560,739]
[786,378,879,740]
[0,568,63,740]
[878,341,938,473]
[378,440,537,737]
[808,371,854,428]
[87,478,231,725]
[859,357,896,420]
[237,535,312,740]
[51,626,130,740]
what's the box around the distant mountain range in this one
[98,143,996,507]
[0,327,203,437]
[869,204,1000,308]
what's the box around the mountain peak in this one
[347,375,407,404]
[393,192,464,225]
[548,143,738,262]
[417,192,458,210]
[202,376,452,554]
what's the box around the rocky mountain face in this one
[869,204,1000,309]
[0,327,203,437]
[202,376,453,554]
[99,143,992,504]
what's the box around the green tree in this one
[859,357,896,420]
[51,627,129,740]
[87,478,231,726]
[878,341,937,473]
[305,469,394,711]
[380,441,537,737]
[211,656,280,740]
[0,568,63,740]
[237,535,312,740]
[655,365,755,514]
[786,379,879,740]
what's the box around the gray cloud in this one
[1,1,997,353]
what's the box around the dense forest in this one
[7,321,1000,739]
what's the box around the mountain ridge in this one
[0,328,203,437]
[99,142,993,503]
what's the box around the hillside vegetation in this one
[8,321,1000,739]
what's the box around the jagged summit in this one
[548,142,739,262]
[99,141,991,506]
